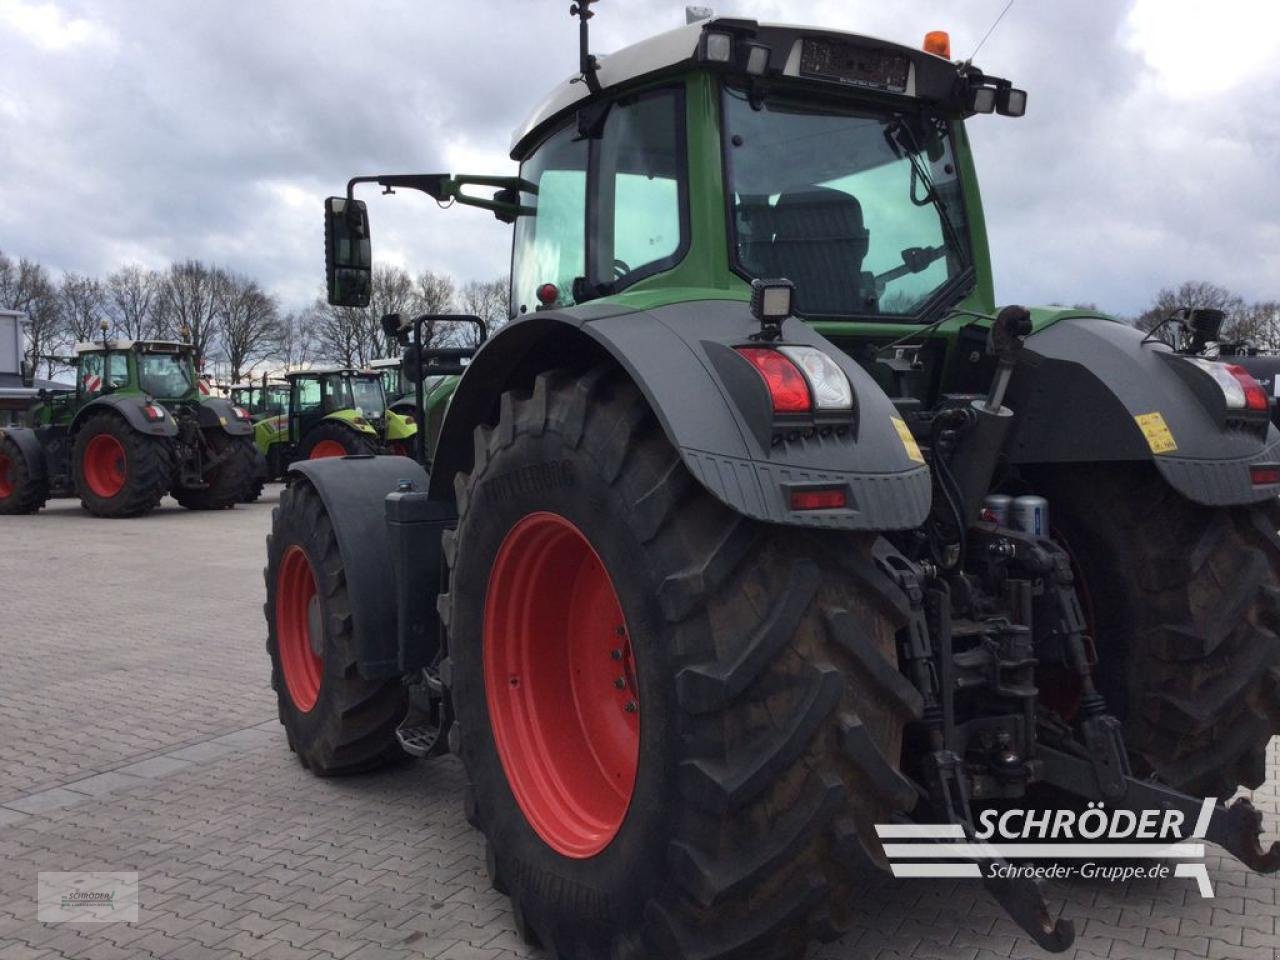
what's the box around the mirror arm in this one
[347,173,536,222]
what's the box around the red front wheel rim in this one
[309,439,347,459]
[484,511,640,858]
[276,545,323,712]
[0,454,12,498]
[83,434,127,498]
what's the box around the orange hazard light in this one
[923,30,951,59]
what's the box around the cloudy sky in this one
[1,0,1278,316]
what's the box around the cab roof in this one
[73,339,190,355]
[283,367,378,379]
[510,17,960,158]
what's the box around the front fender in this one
[385,409,418,442]
[1005,316,1280,505]
[434,300,931,530]
[70,394,178,438]
[197,397,254,436]
[323,410,378,436]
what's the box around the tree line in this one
[0,248,507,384]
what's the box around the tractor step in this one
[394,720,440,758]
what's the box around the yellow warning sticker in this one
[218,416,227,427]
[892,417,925,464]
[1134,412,1177,454]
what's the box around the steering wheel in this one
[613,258,631,279]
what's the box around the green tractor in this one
[253,367,418,479]
[262,8,1280,959]
[0,335,258,516]
[229,377,290,421]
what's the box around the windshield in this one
[139,352,194,398]
[350,377,385,418]
[723,87,970,319]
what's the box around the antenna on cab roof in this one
[570,0,602,95]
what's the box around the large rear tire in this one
[72,412,173,518]
[0,436,48,514]
[442,366,920,960]
[264,481,406,774]
[1036,463,1280,799]
[174,433,258,510]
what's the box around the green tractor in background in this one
[262,7,1280,959]
[253,367,418,480]
[0,335,257,516]
[229,377,290,421]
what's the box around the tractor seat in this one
[759,187,872,317]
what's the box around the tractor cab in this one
[70,340,200,405]
[284,368,380,443]
[230,379,289,420]
[368,357,406,404]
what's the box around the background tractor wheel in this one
[174,433,259,510]
[297,422,378,461]
[1036,463,1280,799]
[263,481,406,774]
[0,436,49,514]
[242,449,269,503]
[442,365,919,960]
[72,411,173,518]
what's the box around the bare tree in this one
[459,277,510,344]
[1230,300,1280,353]
[215,271,281,381]
[313,265,422,366]
[106,265,160,340]
[58,272,109,343]
[0,250,62,376]
[156,259,221,371]
[311,298,365,367]
[274,309,317,371]
[408,269,457,352]
[1134,281,1245,332]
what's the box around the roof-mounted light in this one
[703,31,733,63]
[969,87,997,113]
[743,41,770,75]
[997,87,1027,117]
[922,30,950,59]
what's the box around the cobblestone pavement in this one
[2,491,1278,959]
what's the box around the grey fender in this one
[69,394,177,438]
[287,455,432,679]
[431,299,931,530]
[1005,316,1280,505]
[197,397,254,436]
[0,426,47,481]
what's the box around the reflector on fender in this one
[790,488,847,510]
[1251,464,1280,486]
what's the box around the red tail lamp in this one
[790,488,847,511]
[736,347,810,413]
[1225,364,1269,412]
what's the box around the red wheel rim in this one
[0,454,11,498]
[484,511,639,858]
[276,545,323,712]
[83,434,127,498]
[309,439,348,459]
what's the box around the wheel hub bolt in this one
[624,700,638,713]
[614,677,627,689]
[610,648,623,660]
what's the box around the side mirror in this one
[325,197,372,307]
[19,357,35,389]
[402,344,424,385]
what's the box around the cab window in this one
[79,352,127,394]
[511,126,587,314]
[294,378,322,413]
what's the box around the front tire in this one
[264,481,406,774]
[1037,463,1280,798]
[72,412,173,518]
[174,433,258,510]
[0,436,48,514]
[443,366,919,960]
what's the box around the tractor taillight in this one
[1225,364,1269,412]
[142,404,165,422]
[736,347,811,413]
[790,488,847,511]
[233,406,252,420]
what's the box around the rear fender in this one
[432,300,932,530]
[385,409,418,442]
[1005,316,1280,505]
[196,397,254,436]
[0,426,47,482]
[322,409,378,436]
[69,394,177,438]
[287,455,435,679]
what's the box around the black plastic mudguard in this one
[0,426,47,481]
[1005,317,1280,505]
[69,394,178,438]
[196,397,254,436]
[287,455,431,679]
[431,299,931,530]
